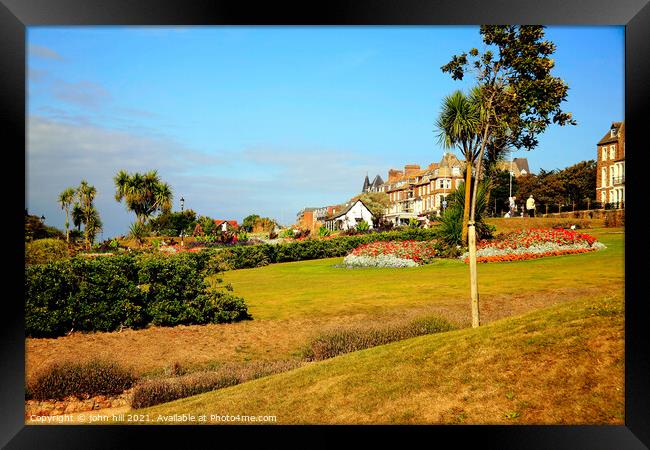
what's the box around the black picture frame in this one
[3,0,648,448]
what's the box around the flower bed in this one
[342,241,438,268]
[461,228,606,263]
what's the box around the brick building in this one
[378,152,465,225]
[596,121,625,207]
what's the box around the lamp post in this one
[509,156,513,199]
[180,196,185,247]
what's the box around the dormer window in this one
[610,128,617,138]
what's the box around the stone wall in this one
[25,389,133,418]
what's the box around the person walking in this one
[526,194,536,218]
[508,196,516,217]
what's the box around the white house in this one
[324,200,374,231]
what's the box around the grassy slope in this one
[137,290,624,424]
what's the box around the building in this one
[378,152,465,225]
[324,199,374,231]
[214,220,239,232]
[296,206,331,233]
[596,121,625,207]
[495,157,531,177]
[362,174,385,193]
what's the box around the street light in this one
[509,156,513,199]
[180,196,185,247]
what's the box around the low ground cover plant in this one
[342,240,438,268]
[130,360,302,409]
[302,315,456,361]
[27,359,137,401]
[461,228,606,263]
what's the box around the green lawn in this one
[222,227,624,322]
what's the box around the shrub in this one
[198,228,440,270]
[130,360,301,409]
[129,222,149,244]
[25,239,70,265]
[318,226,331,237]
[27,359,137,401]
[25,251,251,337]
[356,220,370,232]
[408,218,422,229]
[302,315,456,361]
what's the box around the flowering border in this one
[461,228,606,263]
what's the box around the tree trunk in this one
[461,162,473,243]
[65,208,70,243]
[468,222,480,327]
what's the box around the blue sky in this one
[26,26,624,238]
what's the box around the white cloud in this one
[51,80,112,108]
[29,44,65,61]
[26,115,389,236]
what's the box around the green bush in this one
[25,239,70,265]
[356,220,370,232]
[25,251,251,337]
[318,226,331,237]
[302,315,456,361]
[27,359,137,401]
[202,228,439,270]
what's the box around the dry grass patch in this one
[135,291,623,424]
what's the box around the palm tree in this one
[114,170,173,224]
[76,180,100,249]
[435,89,482,243]
[58,187,76,242]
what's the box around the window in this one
[601,190,606,203]
[452,167,460,176]
[602,167,607,187]
[602,147,607,161]
[610,145,616,159]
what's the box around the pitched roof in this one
[597,121,624,145]
[513,158,530,174]
[326,199,371,220]
[362,175,370,192]
[214,219,239,228]
[370,175,384,188]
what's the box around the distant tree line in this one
[488,160,597,215]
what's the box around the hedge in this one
[206,228,439,270]
[25,252,251,338]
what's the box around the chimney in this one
[388,169,403,182]
[404,164,420,176]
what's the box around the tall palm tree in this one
[76,180,100,249]
[436,89,482,243]
[114,170,173,224]
[58,187,76,242]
